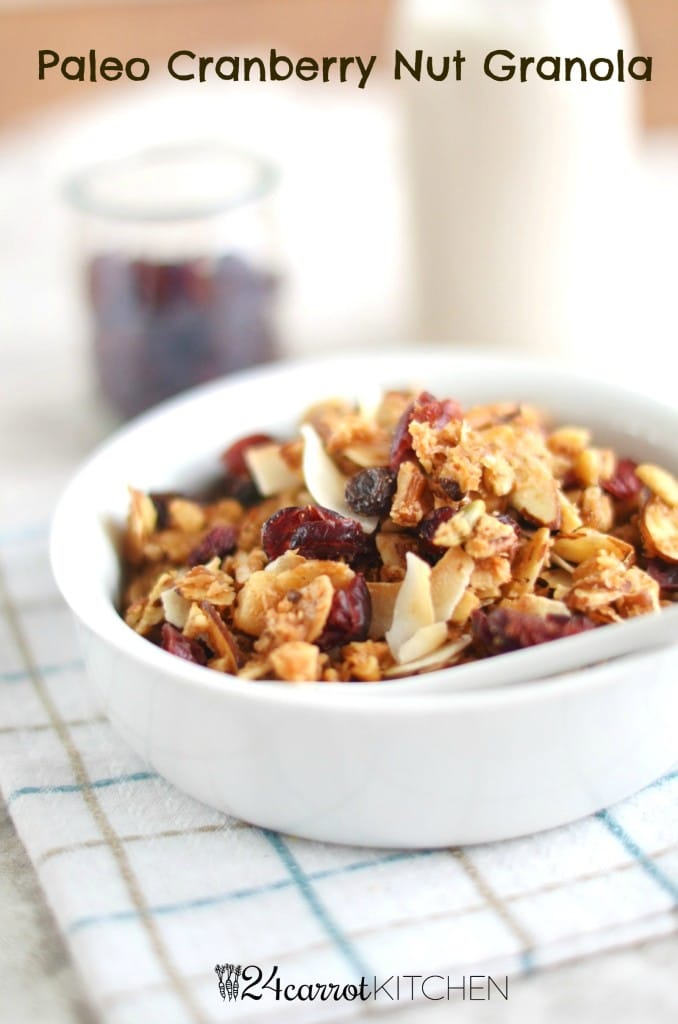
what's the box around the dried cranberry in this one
[418,507,457,562]
[471,607,595,657]
[389,391,462,470]
[262,506,373,565]
[601,459,642,501]
[345,467,397,517]
[187,525,237,566]
[316,575,371,650]
[222,474,261,507]
[646,558,678,592]
[160,623,207,665]
[262,506,327,558]
[221,433,273,477]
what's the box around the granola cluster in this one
[120,389,678,683]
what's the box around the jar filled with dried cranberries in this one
[66,145,280,419]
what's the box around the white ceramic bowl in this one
[51,351,678,847]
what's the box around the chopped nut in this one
[339,640,394,681]
[465,514,519,560]
[176,564,235,607]
[376,531,420,571]
[390,460,432,527]
[481,453,515,496]
[433,500,486,548]
[256,575,334,649]
[470,555,512,601]
[566,552,660,623]
[269,641,322,682]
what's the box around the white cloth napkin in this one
[0,524,676,1024]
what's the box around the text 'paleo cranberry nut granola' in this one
[120,390,677,683]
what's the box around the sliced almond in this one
[385,551,435,658]
[395,622,449,665]
[244,443,300,497]
[430,548,474,621]
[636,464,678,508]
[510,476,560,529]
[558,492,583,533]
[640,496,678,563]
[552,528,635,565]
[507,528,552,597]
[384,636,471,676]
[300,423,378,534]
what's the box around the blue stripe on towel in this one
[8,770,158,803]
[0,658,84,684]
[67,848,434,939]
[596,809,678,904]
[261,828,373,979]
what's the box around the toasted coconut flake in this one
[244,443,301,497]
[366,581,401,639]
[430,548,474,621]
[384,636,471,676]
[385,551,435,658]
[396,622,449,665]
[161,587,191,629]
[300,424,378,533]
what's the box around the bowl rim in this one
[50,347,678,712]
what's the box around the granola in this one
[119,390,678,683]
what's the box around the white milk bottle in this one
[394,0,640,353]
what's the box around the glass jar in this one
[66,145,280,419]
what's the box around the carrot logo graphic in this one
[214,964,241,1002]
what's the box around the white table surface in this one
[0,82,676,1023]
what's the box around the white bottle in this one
[395,0,640,353]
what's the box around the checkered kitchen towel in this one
[0,524,677,1024]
